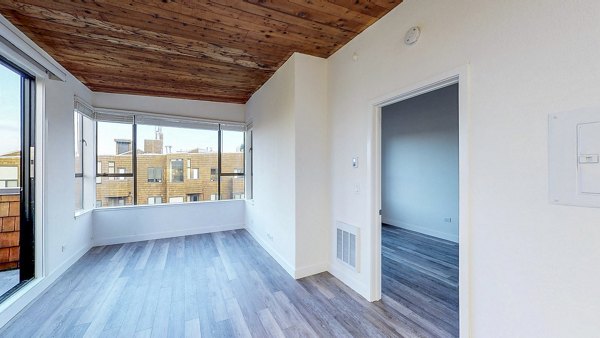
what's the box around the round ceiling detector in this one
[404,26,420,45]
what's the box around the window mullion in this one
[217,125,222,200]
[132,120,138,205]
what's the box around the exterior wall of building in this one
[0,155,21,271]
[96,152,244,207]
[0,194,19,271]
[0,155,20,188]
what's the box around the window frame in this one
[218,128,245,200]
[148,196,162,204]
[74,111,83,210]
[96,120,136,207]
[147,167,163,183]
[170,159,184,183]
[95,116,245,207]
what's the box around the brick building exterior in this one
[96,132,244,207]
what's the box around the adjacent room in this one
[381,84,460,337]
[0,1,599,337]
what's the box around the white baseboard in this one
[294,261,328,279]
[93,223,245,246]
[382,218,458,243]
[245,226,295,278]
[329,261,371,301]
[0,243,91,328]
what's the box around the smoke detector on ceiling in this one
[404,26,420,45]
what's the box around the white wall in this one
[245,53,329,277]
[327,0,600,336]
[381,84,459,242]
[294,55,330,275]
[93,200,245,245]
[93,92,245,123]
[44,74,95,273]
[245,55,297,273]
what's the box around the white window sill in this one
[74,208,93,219]
[93,199,245,212]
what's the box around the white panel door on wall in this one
[578,122,600,194]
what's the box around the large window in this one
[95,114,244,208]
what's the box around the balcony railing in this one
[0,190,19,272]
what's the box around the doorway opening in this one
[381,83,459,336]
[0,57,36,301]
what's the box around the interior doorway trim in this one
[367,65,470,337]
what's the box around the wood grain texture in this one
[382,223,459,338]
[0,0,402,103]
[1,228,455,337]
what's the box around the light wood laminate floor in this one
[1,229,456,337]
[382,224,459,338]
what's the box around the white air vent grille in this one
[336,221,359,271]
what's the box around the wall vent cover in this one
[336,221,359,271]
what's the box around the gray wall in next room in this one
[381,84,459,242]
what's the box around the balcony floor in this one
[0,269,19,297]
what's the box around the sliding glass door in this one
[0,57,35,300]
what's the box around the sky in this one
[0,64,21,156]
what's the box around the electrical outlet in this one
[444,217,452,223]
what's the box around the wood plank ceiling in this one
[0,0,402,103]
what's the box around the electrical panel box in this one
[549,108,600,207]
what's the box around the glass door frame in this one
[0,56,36,301]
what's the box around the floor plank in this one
[382,224,459,337]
